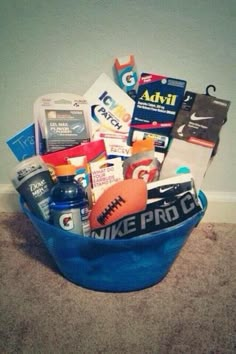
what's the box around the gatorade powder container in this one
[50,164,91,236]
[11,156,54,221]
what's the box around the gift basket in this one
[7,55,230,292]
[20,192,207,292]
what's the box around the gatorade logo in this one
[122,71,136,87]
[59,213,74,230]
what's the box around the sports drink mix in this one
[11,156,54,221]
[50,164,91,236]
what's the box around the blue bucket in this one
[20,191,207,292]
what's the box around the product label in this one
[17,170,54,221]
[91,105,126,133]
[45,109,90,152]
[59,212,74,231]
[84,73,135,158]
[34,93,91,154]
[171,91,231,146]
[6,123,36,161]
[90,157,124,202]
[128,73,186,152]
[91,192,202,240]
[52,206,91,236]
[38,197,51,221]
[29,178,50,198]
[114,55,138,100]
[80,206,91,236]
[132,131,169,150]
[17,163,42,181]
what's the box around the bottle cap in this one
[132,137,154,155]
[54,164,76,176]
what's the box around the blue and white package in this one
[84,73,135,158]
[6,123,36,161]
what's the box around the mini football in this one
[89,179,147,230]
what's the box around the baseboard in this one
[0,184,21,213]
[0,184,235,223]
[202,191,236,223]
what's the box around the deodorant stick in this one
[11,156,54,221]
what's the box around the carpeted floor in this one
[0,212,235,354]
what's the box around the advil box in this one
[128,73,186,152]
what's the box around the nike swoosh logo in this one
[184,95,192,102]
[162,200,173,206]
[177,124,185,137]
[191,112,214,121]
[159,186,173,193]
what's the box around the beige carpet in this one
[0,212,235,354]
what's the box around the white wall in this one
[0,0,235,219]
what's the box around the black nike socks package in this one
[160,91,231,190]
[171,91,230,146]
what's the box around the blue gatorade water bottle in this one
[50,164,91,236]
